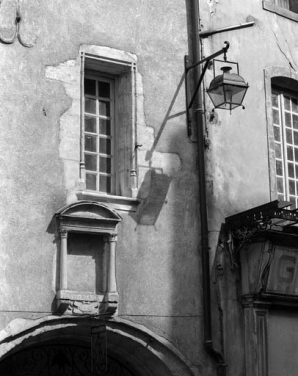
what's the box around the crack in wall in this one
[269,14,298,71]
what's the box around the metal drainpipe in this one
[190,1,227,375]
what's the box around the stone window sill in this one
[263,1,298,22]
[76,190,140,212]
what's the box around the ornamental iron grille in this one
[225,200,298,269]
[0,343,136,376]
[226,200,298,236]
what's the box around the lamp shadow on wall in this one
[135,168,172,226]
[133,73,186,226]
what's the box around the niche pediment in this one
[56,201,122,234]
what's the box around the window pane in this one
[277,0,290,10]
[277,177,284,194]
[85,78,96,96]
[84,76,114,194]
[99,175,111,193]
[275,143,282,159]
[273,109,280,125]
[99,101,110,117]
[289,196,296,209]
[290,0,298,13]
[286,129,293,144]
[99,156,111,173]
[288,162,294,178]
[295,164,298,177]
[292,98,298,113]
[85,154,97,171]
[98,81,110,98]
[99,138,111,154]
[99,119,111,135]
[295,148,298,162]
[276,160,283,176]
[285,112,292,128]
[278,193,285,201]
[287,146,294,161]
[289,179,295,195]
[85,98,96,114]
[284,95,291,110]
[293,114,298,130]
[274,126,281,142]
[86,173,97,190]
[85,116,96,133]
[85,135,97,152]
[272,93,279,108]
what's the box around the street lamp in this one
[207,63,248,111]
[184,41,249,128]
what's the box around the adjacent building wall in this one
[200,1,298,375]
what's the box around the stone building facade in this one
[0,1,298,376]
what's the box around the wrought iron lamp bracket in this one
[184,41,230,135]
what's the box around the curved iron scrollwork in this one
[227,218,273,270]
[0,0,36,47]
[0,344,136,376]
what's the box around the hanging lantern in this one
[207,63,249,111]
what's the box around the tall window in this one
[270,0,298,12]
[84,74,114,193]
[80,50,137,198]
[272,90,298,207]
[272,0,290,9]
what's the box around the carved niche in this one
[55,201,122,316]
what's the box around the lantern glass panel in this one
[224,84,247,105]
[207,85,225,107]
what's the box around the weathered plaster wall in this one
[199,1,298,375]
[0,0,206,374]
[198,0,298,254]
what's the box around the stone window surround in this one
[263,0,298,22]
[78,46,139,211]
[264,66,298,201]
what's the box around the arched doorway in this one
[0,340,137,375]
[0,317,195,376]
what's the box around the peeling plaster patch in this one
[138,148,181,177]
[45,59,80,94]
[45,58,81,191]
[44,47,181,201]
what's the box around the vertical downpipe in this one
[190,0,227,375]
